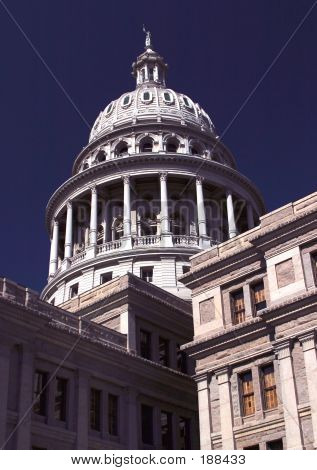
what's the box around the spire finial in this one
[142,25,152,50]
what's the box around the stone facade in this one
[181,191,317,450]
[0,275,198,450]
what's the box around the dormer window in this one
[141,91,153,103]
[121,94,131,107]
[182,96,193,109]
[105,102,114,115]
[163,91,173,104]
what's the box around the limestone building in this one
[182,192,317,450]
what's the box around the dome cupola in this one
[132,28,168,87]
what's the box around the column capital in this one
[89,184,97,193]
[196,175,204,184]
[299,331,316,352]
[275,340,292,360]
[66,199,73,209]
[196,372,210,391]
[215,366,231,384]
[122,174,130,184]
[53,218,59,226]
[159,172,168,181]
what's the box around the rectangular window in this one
[311,252,317,284]
[231,289,245,324]
[182,265,190,275]
[176,344,187,373]
[140,267,153,283]
[140,329,152,360]
[141,404,153,445]
[33,371,48,416]
[69,283,79,299]
[90,388,101,431]
[261,364,278,410]
[243,444,260,450]
[100,272,112,284]
[251,281,266,313]
[54,377,67,421]
[240,371,255,416]
[161,410,173,449]
[159,337,170,367]
[266,438,283,450]
[108,394,119,436]
[179,417,191,450]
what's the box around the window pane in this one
[161,411,173,449]
[267,439,283,450]
[33,371,47,416]
[108,394,118,436]
[54,378,67,421]
[159,337,169,367]
[90,388,101,431]
[262,364,278,410]
[240,371,255,416]
[176,344,187,373]
[141,404,153,445]
[252,281,266,313]
[140,330,151,359]
[231,290,245,324]
[179,417,191,449]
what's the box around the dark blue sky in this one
[1,0,316,292]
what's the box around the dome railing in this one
[133,235,161,246]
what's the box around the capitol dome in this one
[42,33,265,305]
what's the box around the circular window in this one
[162,91,174,104]
[121,94,131,107]
[105,102,114,115]
[141,91,153,103]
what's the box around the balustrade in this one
[96,240,122,254]
[133,235,161,246]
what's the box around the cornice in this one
[46,153,265,232]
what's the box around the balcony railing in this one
[133,235,161,246]
[97,240,122,255]
[71,250,86,266]
[173,235,199,246]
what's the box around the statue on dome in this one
[142,25,152,49]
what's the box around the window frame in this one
[159,337,170,367]
[239,370,255,417]
[141,404,154,445]
[90,388,102,432]
[69,283,79,299]
[54,377,68,422]
[100,272,113,285]
[162,91,174,104]
[161,410,173,449]
[33,370,48,417]
[182,95,193,109]
[231,289,245,325]
[251,280,267,314]
[140,266,154,283]
[140,329,152,360]
[121,94,132,108]
[141,90,153,103]
[105,102,114,115]
[260,363,278,411]
[108,393,119,436]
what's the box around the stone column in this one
[299,333,317,448]
[76,370,89,449]
[226,190,238,239]
[216,368,235,449]
[121,175,132,250]
[89,186,98,246]
[275,342,303,449]
[49,219,59,276]
[64,200,73,259]
[16,344,34,449]
[196,176,210,248]
[196,374,212,449]
[160,173,173,247]
[247,203,255,230]
[0,343,11,448]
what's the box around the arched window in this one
[112,217,123,241]
[121,94,131,107]
[95,150,106,163]
[115,142,129,157]
[105,102,114,115]
[140,137,153,153]
[166,138,179,153]
[189,142,203,156]
[141,91,152,103]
